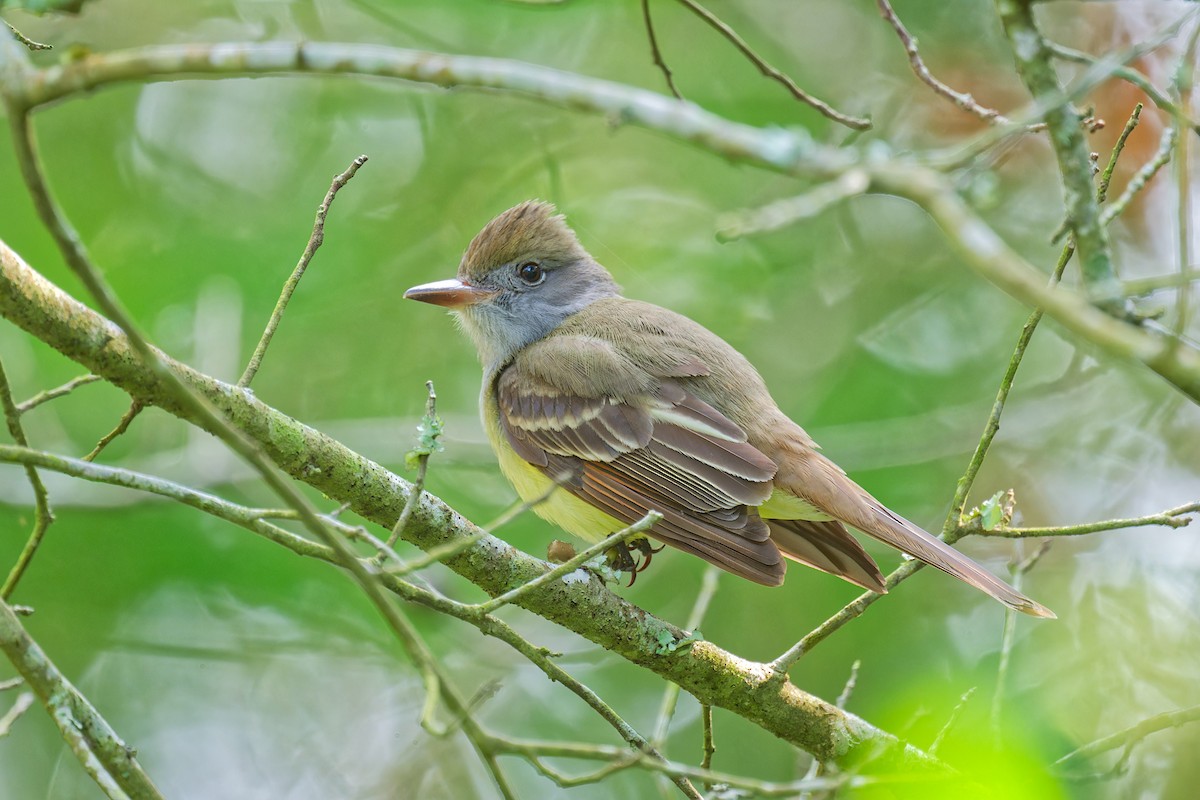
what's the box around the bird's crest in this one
[460,201,587,280]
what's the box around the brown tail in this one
[777,450,1055,619]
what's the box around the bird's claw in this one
[606,536,665,586]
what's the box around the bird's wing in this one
[497,334,787,585]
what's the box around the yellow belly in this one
[484,395,623,544]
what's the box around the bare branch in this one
[1047,40,1200,135]
[238,154,367,388]
[640,0,682,99]
[877,0,1012,125]
[1098,103,1143,203]
[15,373,100,414]
[1057,704,1200,767]
[0,359,54,600]
[0,598,163,798]
[975,502,1198,538]
[996,0,1121,307]
[3,21,51,52]
[673,0,870,130]
[0,691,34,738]
[83,400,144,462]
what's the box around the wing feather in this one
[496,338,783,584]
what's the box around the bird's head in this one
[404,201,619,368]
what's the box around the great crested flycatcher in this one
[404,201,1054,618]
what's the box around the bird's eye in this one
[517,261,545,286]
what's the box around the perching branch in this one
[0,442,701,797]
[0,239,944,769]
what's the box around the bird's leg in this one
[606,535,666,586]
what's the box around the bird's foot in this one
[606,536,666,586]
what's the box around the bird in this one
[404,201,1054,618]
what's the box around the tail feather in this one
[778,451,1055,619]
[768,518,887,593]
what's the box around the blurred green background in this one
[1,0,1198,798]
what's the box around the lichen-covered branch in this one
[0,237,940,769]
[995,0,1120,306]
[0,598,163,799]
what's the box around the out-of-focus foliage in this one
[0,1,1197,798]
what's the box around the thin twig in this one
[470,512,661,615]
[83,400,144,462]
[0,691,34,738]
[929,687,975,756]
[651,566,720,747]
[641,0,682,99]
[1172,23,1199,342]
[674,0,870,130]
[0,358,54,600]
[384,380,440,551]
[1124,266,1200,296]
[877,0,1012,126]
[4,22,51,52]
[835,660,862,710]
[238,154,367,387]
[1047,40,1200,134]
[945,244,1075,527]
[700,704,714,775]
[1056,704,1200,766]
[1097,103,1142,203]
[991,541,1050,744]
[716,170,869,241]
[15,373,101,414]
[1104,123,1177,225]
[975,501,1197,537]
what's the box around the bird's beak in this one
[403,278,498,308]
